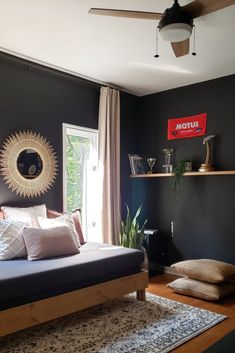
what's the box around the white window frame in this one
[62,122,98,213]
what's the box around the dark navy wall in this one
[134,75,235,264]
[0,53,138,211]
[0,52,234,264]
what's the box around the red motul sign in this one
[167,113,207,140]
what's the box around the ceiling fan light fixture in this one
[160,22,192,42]
[89,0,235,58]
[158,0,193,43]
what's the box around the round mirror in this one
[17,149,43,179]
[0,130,57,198]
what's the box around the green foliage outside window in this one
[66,135,90,212]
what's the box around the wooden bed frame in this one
[0,208,148,336]
[0,270,148,337]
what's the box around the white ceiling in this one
[0,0,235,96]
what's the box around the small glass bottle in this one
[162,148,174,173]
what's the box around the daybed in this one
[0,209,148,337]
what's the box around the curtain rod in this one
[0,46,132,94]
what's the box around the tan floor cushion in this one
[171,259,235,284]
[167,277,235,300]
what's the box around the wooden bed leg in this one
[136,289,146,301]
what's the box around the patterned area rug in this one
[0,293,227,353]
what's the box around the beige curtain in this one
[98,86,120,244]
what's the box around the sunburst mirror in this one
[0,130,58,197]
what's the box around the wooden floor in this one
[147,273,235,353]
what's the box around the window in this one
[63,123,101,241]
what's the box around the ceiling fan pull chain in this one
[192,25,196,56]
[154,26,160,58]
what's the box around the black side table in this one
[143,230,167,276]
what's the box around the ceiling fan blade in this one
[89,8,163,20]
[171,39,190,57]
[182,0,235,19]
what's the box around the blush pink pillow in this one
[72,210,85,245]
[23,226,80,261]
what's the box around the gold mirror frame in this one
[0,130,58,198]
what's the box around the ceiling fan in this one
[89,0,235,57]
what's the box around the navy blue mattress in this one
[0,242,144,311]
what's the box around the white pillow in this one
[0,220,27,260]
[1,204,47,227]
[38,213,81,248]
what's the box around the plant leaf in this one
[119,204,147,249]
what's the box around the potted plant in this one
[119,204,147,250]
[171,159,192,192]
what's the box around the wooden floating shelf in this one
[130,171,235,178]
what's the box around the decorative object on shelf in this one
[184,161,192,172]
[168,113,207,140]
[199,135,215,172]
[0,130,58,198]
[119,204,147,250]
[147,157,156,174]
[171,159,192,192]
[128,154,144,175]
[162,148,174,173]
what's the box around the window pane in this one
[66,134,91,212]
[63,124,100,242]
